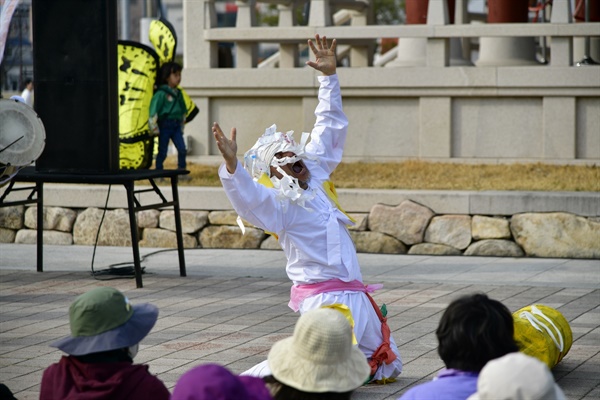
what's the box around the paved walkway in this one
[1,244,598,399]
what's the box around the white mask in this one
[127,343,139,360]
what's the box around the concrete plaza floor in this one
[0,243,598,399]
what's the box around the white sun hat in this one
[467,352,566,400]
[267,307,370,393]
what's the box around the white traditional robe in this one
[219,74,402,381]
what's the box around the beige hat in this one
[467,352,566,400]
[267,308,370,393]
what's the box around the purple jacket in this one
[398,369,478,400]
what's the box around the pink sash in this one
[288,278,396,376]
[288,278,383,312]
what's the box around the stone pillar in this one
[349,5,373,67]
[476,0,538,66]
[386,0,428,67]
[543,97,576,159]
[235,0,258,68]
[550,0,573,67]
[387,0,469,67]
[278,1,299,68]
[184,0,218,68]
[419,97,451,158]
[309,0,332,26]
[426,0,450,67]
[454,0,472,62]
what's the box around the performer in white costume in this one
[212,35,402,383]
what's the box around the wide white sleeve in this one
[304,74,349,176]
[218,162,284,234]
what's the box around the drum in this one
[513,304,573,369]
[0,98,46,186]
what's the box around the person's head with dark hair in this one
[22,78,33,91]
[436,293,518,373]
[158,61,182,87]
[263,376,352,400]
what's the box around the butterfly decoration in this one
[118,18,198,169]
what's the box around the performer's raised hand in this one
[212,122,238,173]
[306,34,337,76]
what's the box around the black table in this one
[0,167,188,288]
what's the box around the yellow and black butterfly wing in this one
[181,87,199,123]
[118,40,159,169]
[148,19,199,123]
[149,18,177,64]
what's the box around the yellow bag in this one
[513,304,572,369]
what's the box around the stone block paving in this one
[0,255,599,399]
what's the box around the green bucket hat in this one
[51,287,158,356]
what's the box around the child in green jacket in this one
[149,62,187,170]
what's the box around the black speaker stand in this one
[0,168,189,288]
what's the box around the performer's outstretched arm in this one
[212,122,237,173]
[305,35,348,175]
[306,34,337,76]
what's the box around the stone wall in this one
[1,200,598,259]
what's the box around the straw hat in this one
[267,308,370,393]
[171,364,272,400]
[467,352,566,400]
[51,287,158,356]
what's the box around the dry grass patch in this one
[164,158,599,192]
[331,161,600,191]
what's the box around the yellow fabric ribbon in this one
[257,173,274,189]
[321,303,358,345]
[322,181,356,223]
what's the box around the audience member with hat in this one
[467,352,566,400]
[398,293,519,400]
[172,363,272,400]
[263,307,371,399]
[40,287,169,400]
